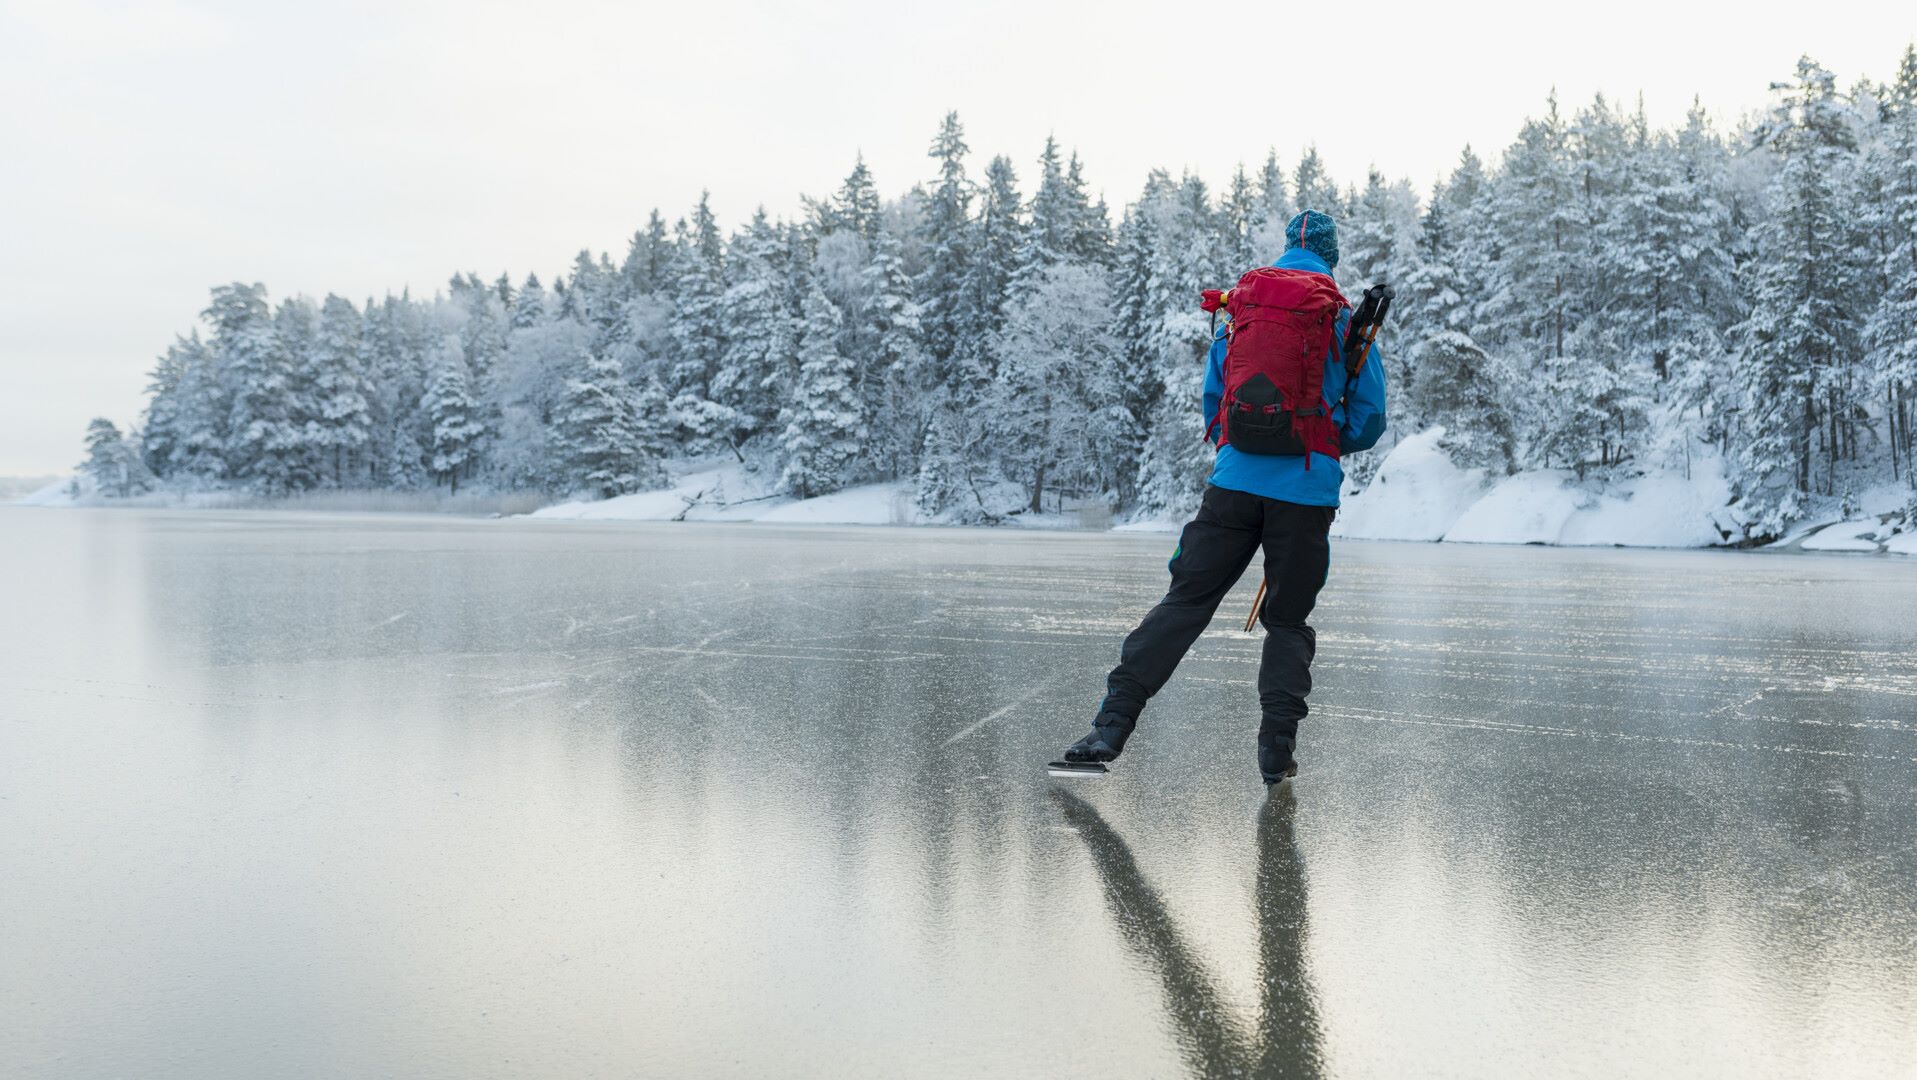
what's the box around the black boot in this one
[1047,711,1137,777]
[1258,734,1298,786]
[1063,711,1136,763]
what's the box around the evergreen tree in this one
[915,112,974,385]
[713,208,794,432]
[1291,146,1343,216]
[1733,56,1863,531]
[620,211,672,296]
[308,294,373,485]
[80,418,152,497]
[862,223,925,478]
[551,349,664,497]
[422,336,482,493]
[829,154,884,240]
[667,194,728,396]
[511,273,548,329]
[1866,45,1917,482]
[965,154,1023,385]
[141,332,218,480]
[991,261,1121,511]
[780,286,863,498]
[205,283,300,493]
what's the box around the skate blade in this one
[1046,761,1109,778]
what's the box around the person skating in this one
[1051,209,1389,785]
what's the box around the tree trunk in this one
[1890,384,1900,483]
[1030,463,1046,515]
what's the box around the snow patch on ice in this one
[1801,520,1884,553]
[755,483,915,525]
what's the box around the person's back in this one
[1050,209,1388,785]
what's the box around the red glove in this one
[1199,289,1227,313]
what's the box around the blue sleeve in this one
[1201,326,1227,443]
[1340,333,1388,452]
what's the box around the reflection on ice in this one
[2,508,1914,1079]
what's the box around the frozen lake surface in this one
[3,508,1915,1079]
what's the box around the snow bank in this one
[531,463,770,522]
[1802,520,1885,553]
[754,483,914,525]
[1335,431,1732,547]
[522,441,1898,553]
[530,465,921,527]
[1332,428,1489,542]
[1445,471,1581,545]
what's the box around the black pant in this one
[1103,485,1332,751]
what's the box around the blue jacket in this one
[1201,248,1388,506]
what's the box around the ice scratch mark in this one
[940,687,1044,746]
[369,612,409,630]
[494,679,566,695]
[692,686,723,713]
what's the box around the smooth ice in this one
[3,508,1915,1078]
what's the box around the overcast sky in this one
[1,0,1912,475]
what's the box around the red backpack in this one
[1206,267,1348,463]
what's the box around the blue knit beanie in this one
[1284,210,1339,269]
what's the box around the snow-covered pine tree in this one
[1732,56,1864,532]
[1291,146,1344,217]
[205,283,298,493]
[1397,185,1515,473]
[81,418,152,497]
[1865,45,1917,482]
[621,212,673,297]
[990,261,1121,511]
[140,331,218,481]
[915,112,974,388]
[1220,163,1257,269]
[421,336,483,493]
[1660,101,1742,426]
[965,154,1022,384]
[511,273,548,330]
[667,194,728,397]
[829,154,884,241]
[1339,169,1422,295]
[1477,95,1600,469]
[780,285,862,498]
[1016,137,1074,284]
[1243,148,1291,260]
[1129,173,1226,510]
[713,208,793,436]
[1065,153,1112,266]
[307,294,374,486]
[363,292,433,489]
[862,222,924,479]
[551,349,663,497]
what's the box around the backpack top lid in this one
[1223,266,1347,324]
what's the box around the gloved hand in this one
[1199,289,1227,313]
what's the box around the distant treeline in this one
[81,50,1917,537]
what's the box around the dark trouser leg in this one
[1256,504,1332,756]
[1102,486,1263,722]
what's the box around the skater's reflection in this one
[1050,788,1322,1079]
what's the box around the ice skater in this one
[1051,210,1390,785]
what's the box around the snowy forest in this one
[82,51,1917,540]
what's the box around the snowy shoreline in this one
[18,437,1914,556]
[519,433,1917,555]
